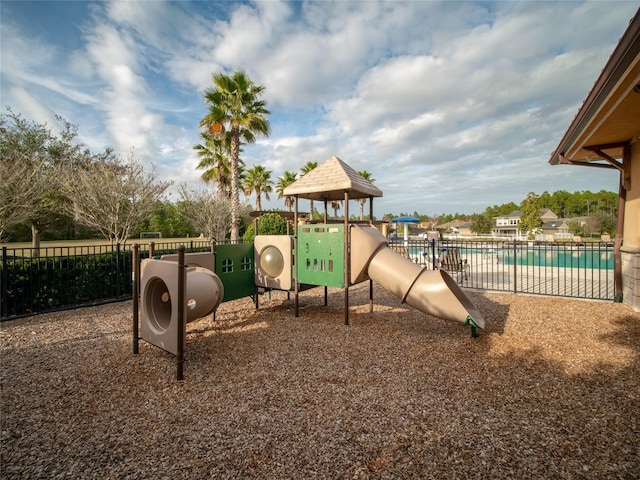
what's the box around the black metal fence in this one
[1,238,616,321]
[0,241,212,320]
[389,238,616,300]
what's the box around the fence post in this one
[116,243,121,297]
[1,247,7,319]
[513,241,518,293]
[430,239,436,270]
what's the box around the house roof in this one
[436,219,468,229]
[495,208,556,219]
[495,210,523,218]
[549,8,640,167]
[542,219,568,229]
[542,217,588,228]
[283,156,383,201]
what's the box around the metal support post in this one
[344,191,350,326]
[176,246,186,381]
[132,244,139,354]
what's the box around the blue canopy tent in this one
[391,216,420,246]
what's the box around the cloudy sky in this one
[1,1,637,217]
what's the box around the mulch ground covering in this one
[1,285,638,478]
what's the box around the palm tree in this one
[331,200,342,219]
[276,171,297,212]
[193,131,233,199]
[199,70,270,241]
[243,165,273,211]
[300,161,317,219]
[357,170,375,220]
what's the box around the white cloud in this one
[7,87,59,129]
[78,7,196,172]
[0,23,97,116]
[1,0,636,216]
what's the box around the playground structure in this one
[254,223,483,328]
[133,156,485,379]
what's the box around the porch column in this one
[621,141,640,311]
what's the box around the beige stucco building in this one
[549,8,640,311]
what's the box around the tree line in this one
[385,189,617,238]
[1,108,171,249]
[0,69,374,247]
[471,190,617,237]
[1,70,269,247]
[1,69,619,246]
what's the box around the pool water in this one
[502,248,614,270]
[405,245,614,270]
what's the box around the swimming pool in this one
[501,247,614,270]
[405,244,614,270]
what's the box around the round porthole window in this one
[260,245,284,278]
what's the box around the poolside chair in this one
[438,248,470,283]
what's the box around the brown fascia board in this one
[549,7,640,165]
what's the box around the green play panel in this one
[215,243,255,302]
[297,224,345,287]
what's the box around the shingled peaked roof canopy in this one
[283,156,383,201]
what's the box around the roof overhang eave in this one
[287,189,383,202]
[549,8,640,166]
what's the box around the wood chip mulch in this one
[1,284,639,479]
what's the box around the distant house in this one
[540,216,591,241]
[540,219,571,241]
[436,219,472,236]
[493,209,558,238]
[418,221,436,230]
[493,211,523,237]
[457,222,473,236]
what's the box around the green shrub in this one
[242,213,289,243]
[2,252,132,317]
[1,241,216,319]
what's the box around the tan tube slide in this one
[350,225,485,329]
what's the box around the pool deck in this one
[413,250,616,300]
